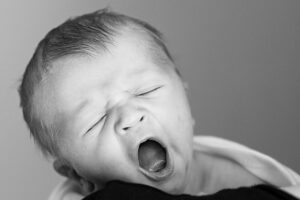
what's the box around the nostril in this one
[120,115,145,133]
[140,116,144,122]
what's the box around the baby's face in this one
[35,33,195,194]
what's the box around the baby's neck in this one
[184,150,263,195]
[183,151,214,195]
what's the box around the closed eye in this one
[137,86,162,96]
[86,114,107,134]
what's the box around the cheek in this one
[164,96,194,157]
[77,137,137,184]
[169,96,194,138]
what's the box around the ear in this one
[183,81,192,100]
[53,159,80,180]
[183,81,189,91]
[53,159,96,193]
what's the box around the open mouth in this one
[138,139,173,181]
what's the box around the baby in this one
[19,9,300,200]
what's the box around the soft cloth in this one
[83,181,298,200]
[48,136,300,200]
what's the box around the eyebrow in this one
[78,99,89,112]
[71,97,107,126]
[70,99,90,126]
[131,64,164,79]
[68,66,164,126]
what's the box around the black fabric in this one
[82,181,298,200]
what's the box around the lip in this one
[136,137,174,182]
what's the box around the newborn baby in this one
[18,9,300,200]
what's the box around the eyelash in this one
[86,114,107,133]
[137,86,162,96]
[86,86,162,134]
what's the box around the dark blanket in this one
[83,181,298,200]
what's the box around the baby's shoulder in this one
[192,137,263,193]
[192,135,300,188]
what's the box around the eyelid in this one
[137,86,162,96]
[86,114,107,134]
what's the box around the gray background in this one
[1,0,299,199]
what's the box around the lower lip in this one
[138,149,174,182]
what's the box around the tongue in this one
[138,140,167,172]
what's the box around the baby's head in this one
[19,9,195,194]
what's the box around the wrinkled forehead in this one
[47,30,176,88]
[47,32,174,84]
[48,28,175,78]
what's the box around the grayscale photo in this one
[1,0,300,199]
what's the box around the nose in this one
[114,104,145,135]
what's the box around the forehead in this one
[48,33,172,93]
[50,30,172,78]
